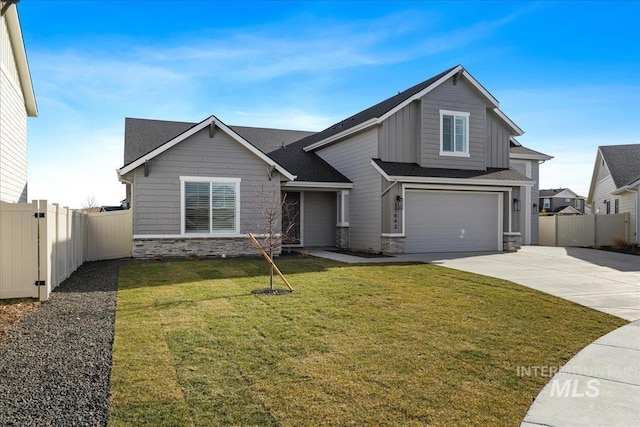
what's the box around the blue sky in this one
[17,0,640,208]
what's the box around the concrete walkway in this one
[309,246,640,426]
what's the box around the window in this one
[614,199,619,214]
[181,177,240,234]
[576,199,582,210]
[543,198,551,209]
[606,200,611,214]
[440,110,470,156]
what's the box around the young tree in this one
[253,183,298,291]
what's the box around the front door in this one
[282,192,301,245]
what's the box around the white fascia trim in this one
[5,5,37,116]
[377,66,464,122]
[403,183,513,192]
[119,116,216,175]
[381,233,404,237]
[303,65,515,153]
[118,115,296,180]
[510,153,554,161]
[461,70,499,108]
[215,119,296,181]
[372,160,532,187]
[371,160,392,181]
[283,181,354,189]
[494,108,523,136]
[303,118,379,152]
[389,175,533,187]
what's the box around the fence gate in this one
[539,213,630,247]
[0,201,41,299]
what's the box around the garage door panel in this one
[405,191,500,253]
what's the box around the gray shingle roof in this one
[600,144,640,188]
[231,126,315,154]
[123,118,316,166]
[122,117,350,183]
[267,146,351,183]
[124,118,195,165]
[290,65,459,149]
[372,159,531,182]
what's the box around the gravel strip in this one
[0,259,127,427]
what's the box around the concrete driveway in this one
[407,246,640,321]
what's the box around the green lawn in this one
[108,257,626,426]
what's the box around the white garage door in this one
[405,191,501,253]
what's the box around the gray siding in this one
[317,128,381,251]
[132,128,279,235]
[420,77,489,170]
[378,100,419,163]
[303,191,335,246]
[485,110,510,168]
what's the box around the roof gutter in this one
[3,1,37,117]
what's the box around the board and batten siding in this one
[378,100,419,163]
[132,128,279,235]
[303,191,335,246]
[530,161,540,245]
[317,128,382,251]
[0,14,28,203]
[485,110,510,169]
[420,77,489,171]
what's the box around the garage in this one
[404,190,502,253]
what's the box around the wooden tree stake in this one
[248,233,294,291]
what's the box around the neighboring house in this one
[587,144,640,244]
[0,1,37,203]
[118,65,552,257]
[538,188,586,215]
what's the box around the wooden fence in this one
[0,200,132,301]
[539,213,630,247]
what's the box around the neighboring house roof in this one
[557,205,581,215]
[588,144,640,202]
[297,64,523,153]
[539,188,584,198]
[371,159,532,185]
[3,4,37,116]
[600,144,640,188]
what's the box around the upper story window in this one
[180,177,240,235]
[440,110,470,157]
[543,198,551,209]
[576,199,582,210]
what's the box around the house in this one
[587,144,640,244]
[118,65,552,257]
[0,1,37,203]
[538,188,586,215]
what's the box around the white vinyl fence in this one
[0,200,132,301]
[539,213,630,247]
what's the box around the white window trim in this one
[180,176,241,236]
[439,109,470,157]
